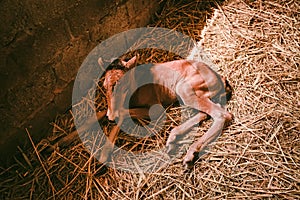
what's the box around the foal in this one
[102,56,233,169]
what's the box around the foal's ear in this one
[98,57,105,71]
[121,56,137,69]
[98,57,104,66]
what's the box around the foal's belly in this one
[128,83,177,108]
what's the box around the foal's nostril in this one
[107,113,114,121]
[108,118,115,122]
[107,114,118,122]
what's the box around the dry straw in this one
[1,0,299,199]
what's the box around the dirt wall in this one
[0,0,161,165]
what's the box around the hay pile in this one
[1,0,299,199]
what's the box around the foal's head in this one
[103,56,137,121]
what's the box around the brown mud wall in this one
[0,0,161,165]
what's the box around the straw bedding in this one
[1,0,299,199]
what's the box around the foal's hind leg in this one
[166,112,207,154]
[182,98,232,169]
[175,86,232,169]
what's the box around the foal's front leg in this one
[99,107,163,163]
[98,124,120,163]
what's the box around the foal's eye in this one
[111,83,116,92]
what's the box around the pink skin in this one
[103,69,125,121]
[103,56,137,121]
[102,57,233,169]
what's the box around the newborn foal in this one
[102,56,232,169]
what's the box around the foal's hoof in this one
[183,160,194,171]
[183,152,199,170]
[166,144,176,155]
